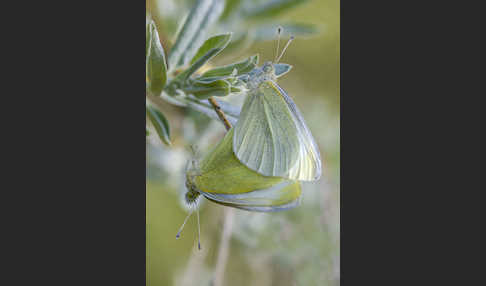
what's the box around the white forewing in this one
[234,84,299,177]
[234,81,321,181]
[273,82,322,180]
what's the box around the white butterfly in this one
[233,33,322,181]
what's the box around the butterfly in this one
[175,28,320,249]
[176,129,302,249]
[233,30,322,181]
[187,128,302,212]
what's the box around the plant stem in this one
[208,97,232,131]
[213,207,235,286]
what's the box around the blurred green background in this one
[146,0,339,285]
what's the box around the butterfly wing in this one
[272,81,322,181]
[200,180,302,212]
[234,81,321,181]
[233,83,301,178]
[194,129,302,212]
[196,128,284,194]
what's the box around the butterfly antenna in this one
[196,209,202,250]
[274,26,283,63]
[176,210,193,239]
[275,35,295,64]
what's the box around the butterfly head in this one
[246,61,277,89]
[244,27,294,89]
[177,165,203,250]
[183,145,203,207]
[184,179,201,207]
[262,61,276,75]
[177,151,203,250]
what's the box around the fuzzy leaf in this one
[146,20,168,96]
[182,79,231,99]
[200,54,259,78]
[152,94,240,126]
[146,16,150,57]
[184,98,239,126]
[175,33,232,81]
[146,105,171,145]
[220,30,256,56]
[221,0,243,20]
[190,33,232,65]
[243,0,309,19]
[230,86,243,93]
[167,0,225,69]
[192,76,229,84]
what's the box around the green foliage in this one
[146,19,168,96]
[167,0,225,69]
[200,54,259,78]
[181,79,232,99]
[220,0,244,20]
[146,0,321,135]
[146,16,150,57]
[146,105,171,145]
[190,33,233,65]
[176,33,233,81]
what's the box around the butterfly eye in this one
[263,64,272,73]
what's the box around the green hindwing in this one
[192,128,302,212]
[202,181,302,212]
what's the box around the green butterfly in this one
[187,128,301,212]
[233,34,322,181]
[176,128,301,249]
